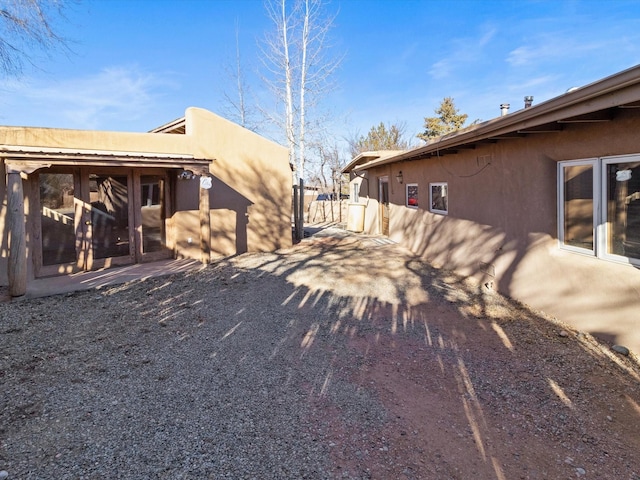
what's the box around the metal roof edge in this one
[0,145,196,159]
[353,64,640,171]
[342,149,407,173]
[149,116,186,134]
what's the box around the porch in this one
[0,257,203,301]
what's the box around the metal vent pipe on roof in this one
[500,103,510,116]
[524,96,534,108]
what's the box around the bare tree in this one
[0,0,70,77]
[261,0,341,183]
[222,20,260,131]
[307,135,347,196]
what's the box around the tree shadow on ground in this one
[141,234,640,478]
[1,234,639,479]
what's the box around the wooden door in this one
[379,176,389,236]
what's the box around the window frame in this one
[599,154,640,266]
[557,158,598,256]
[558,154,640,267]
[429,182,448,215]
[350,182,360,203]
[406,183,418,209]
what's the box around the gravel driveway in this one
[1,230,639,479]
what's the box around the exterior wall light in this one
[178,170,197,180]
[396,171,403,184]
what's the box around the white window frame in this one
[350,182,360,203]
[429,182,448,215]
[558,154,640,267]
[557,158,598,256]
[406,183,418,209]
[600,154,640,266]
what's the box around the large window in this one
[603,156,640,260]
[559,159,596,253]
[558,155,640,265]
[430,182,448,215]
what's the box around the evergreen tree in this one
[351,121,410,157]
[417,97,469,141]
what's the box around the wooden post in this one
[7,171,27,296]
[293,184,299,241]
[298,178,304,240]
[199,181,211,264]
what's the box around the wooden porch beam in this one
[199,183,211,264]
[7,172,27,296]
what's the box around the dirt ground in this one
[2,232,640,479]
[292,235,640,479]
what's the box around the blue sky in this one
[2,0,640,149]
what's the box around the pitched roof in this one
[348,64,640,172]
[0,145,211,175]
[149,116,186,134]
[342,150,406,173]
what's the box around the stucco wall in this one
[0,107,292,286]
[348,171,379,233]
[357,111,640,353]
[0,125,194,154]
[185,108,292,255]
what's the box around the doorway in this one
[36,168,171,277]
[379,176,390,236]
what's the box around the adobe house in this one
[344,65,640,354]
[0,107,292,296]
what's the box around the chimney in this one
[500,103,510,116]
[524,96,534,108]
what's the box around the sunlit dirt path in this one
[243,232,640,479]
[1,230,639,479]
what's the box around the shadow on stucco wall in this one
[390,200,640,356]
[170,146,292,259]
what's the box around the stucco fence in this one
[306,200,348,224]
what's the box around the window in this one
[558,154,640,265]
[558,159,597,253]
[603,156,640,260]
[406,183,418,208]
[350,182,360,203]
[430,182,448,214]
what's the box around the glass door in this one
[85,172,133,267]
[39,172,78,268]
[37,168,172,276]
[140,175,166,254]
[38,169,134,275]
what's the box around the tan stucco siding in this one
[357,113,640,354]
[0,126,193,155]
[171,210,203,260]
[185,108,292,254]
[0,107,292,290]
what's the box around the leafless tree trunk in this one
[233,26,246,128]
[0,0,70,77]
[261,0,341,184]
[282,0,296,181]
[298,0,309,182]
[310,138,345,191]
[261,0,298,181]
[222,21,260,132]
